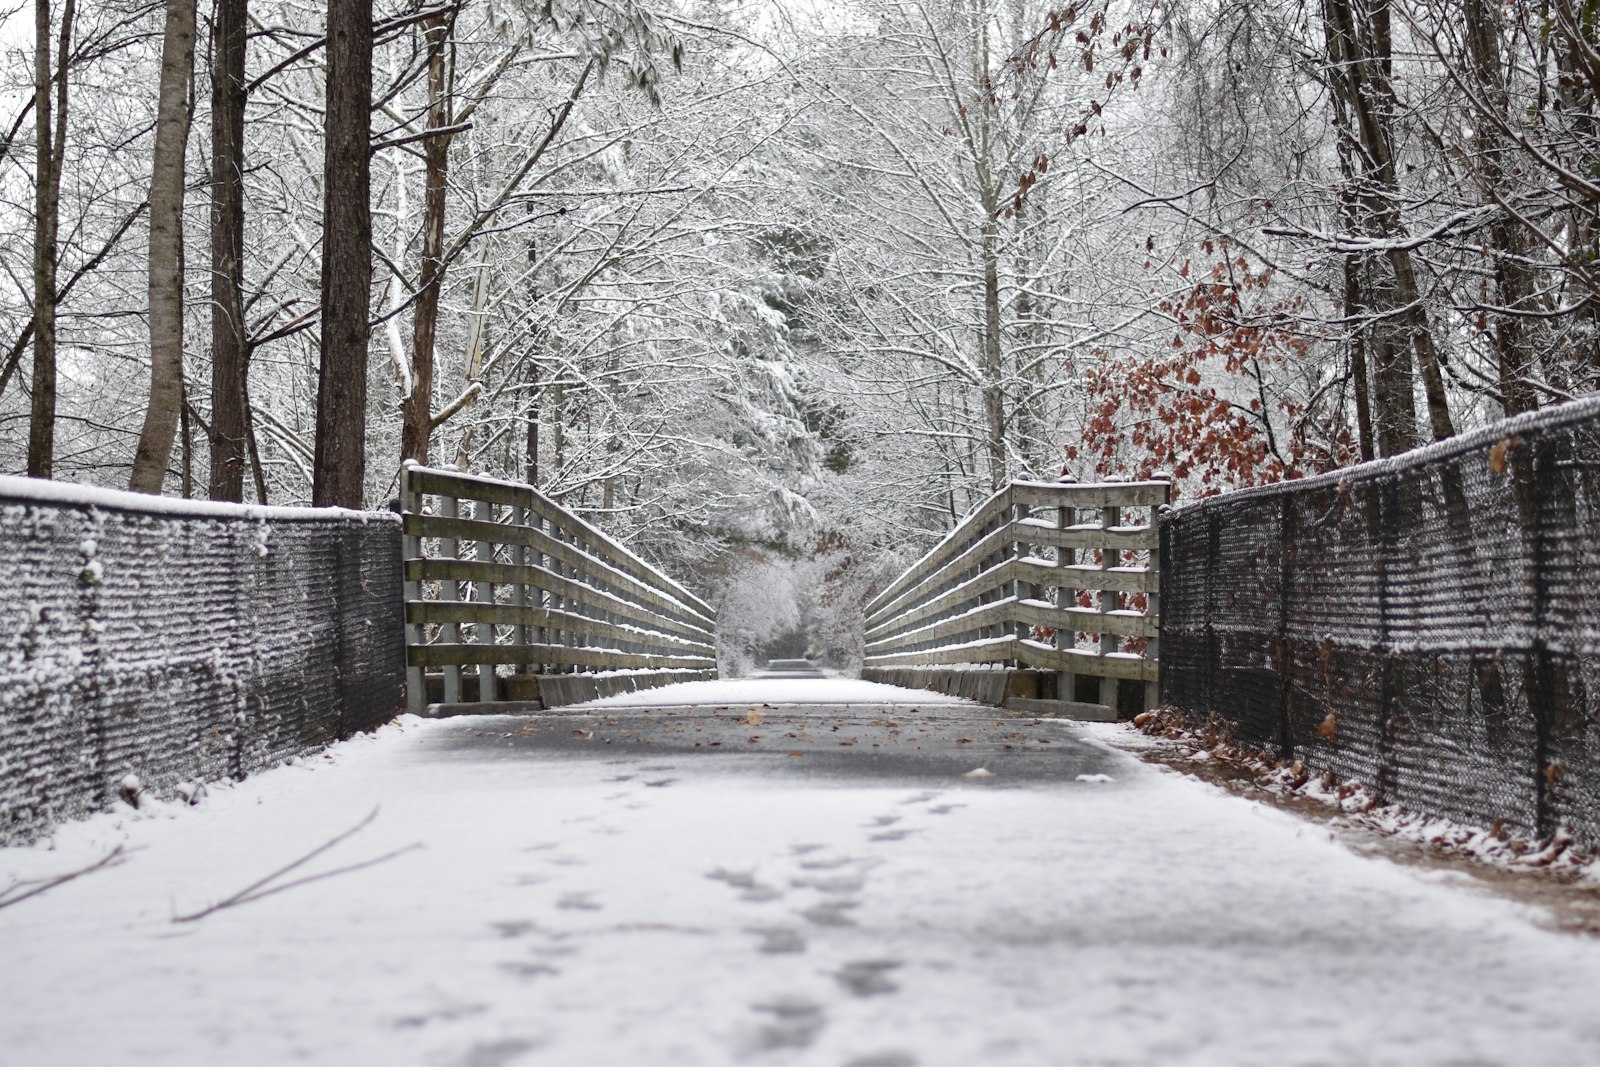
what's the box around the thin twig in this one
[171,808,420,923]
[0,846,126,910]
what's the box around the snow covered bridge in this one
[6,403,1600,1064]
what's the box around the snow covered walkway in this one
[4,672,1600,1066]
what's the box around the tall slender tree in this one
[209,0,248,500]
[130,0,198,493]
[28,0,72,479]
[313,0,374,507]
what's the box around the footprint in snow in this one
[456,1038,539,1067]
[748,926,807,954]
[749,995,828,1051]
[834,959,902,997]
[869,828,915,842]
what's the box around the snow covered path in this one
[4,674,1600,1066]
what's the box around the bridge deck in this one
[3,667,1600,1064]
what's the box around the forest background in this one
[2,0,1596,672]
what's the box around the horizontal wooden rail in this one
[863,477,1169,718]
[400,464,717,712]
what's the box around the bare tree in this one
[313,0,374,508]
[130,0,198,493]
[28,0,73,479]
[209,0,248,500]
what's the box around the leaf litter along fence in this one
[1160,394,1600,844]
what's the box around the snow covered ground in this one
[4,677,1600,1066]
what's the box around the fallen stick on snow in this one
[0,845,128,911]
[172,808,422,923]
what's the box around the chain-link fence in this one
[0,480,404,844]
[1161,396,1600,844]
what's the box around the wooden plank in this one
[1026,644,1157,682]
[409,643,716,670]
[866,598,1157,656]
[864,556,1013,641]
[1013,559,1159,593]
[422,701,547,718]
[1011,480,1169,509]
[439,494,462,704]
[408,466,714,618]
[1014,519,1157,551]
[865,519,1018,629]
[864,486,1016,616]
[1099,500,1120,709]
[405,558,714,642]
[400,465,427,715]
[406,514,715,630]
[1054,485,1076,712]
[866,638,1157,681]
[472,496,496,703]
[1001,697,1117,721]
[405,600,713,655]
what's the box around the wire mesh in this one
[1160,396,1600,843]
[0,493,404,845]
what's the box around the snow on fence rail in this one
[1160,394,1600,846]
[862,478,1170,719]
[0,477,404,845]
[399,465,717,712]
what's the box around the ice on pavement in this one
[4,712,1600,1066]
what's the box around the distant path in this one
[3,667,1600,1065]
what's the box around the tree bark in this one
[1322,0,1426,456]
[28,0,71,479]
[980,219,1007,491]
[1460,0,1538,416]
[130,0,197,494]
[399,9,452,466]
[313,0,373,508]
[208,0,248,500]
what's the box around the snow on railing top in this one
[0,473,394,524]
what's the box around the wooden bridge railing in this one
[400,464,717,713]
[862,477,1169,718]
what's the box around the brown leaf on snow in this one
[740,710,765,726]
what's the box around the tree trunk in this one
[313,0,373,508]
[28,0,71,479]
[208,0,248,500]
[1343,256,1376,463]
[1322,0,1428,455]
[399,9,452,466]
[130,0,197,494]
[1460,0,1538,416]
[980,220,1007,491]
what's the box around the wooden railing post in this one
[439,491,462,705]
[1146,472,1172,711]
[1056,473,1077,705]
[473,496,496,703]
[1098,480,1121,711]
[401,463,426,714]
